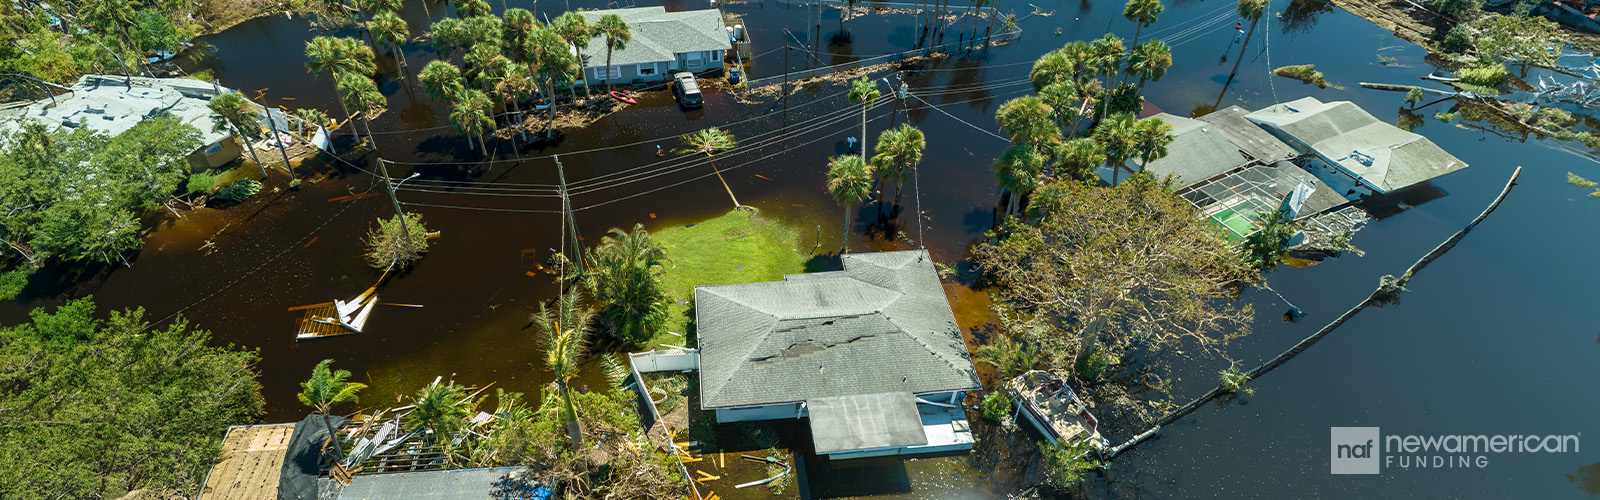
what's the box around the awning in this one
[807,392,929,454]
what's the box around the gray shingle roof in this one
[696,250,979,410]
[1139,106,1297,189]
[1245,97,1468,192]
[575,7,731,68]
[0,75,234,152]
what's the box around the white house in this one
[0,75,243,171]
[575,7,731,85]
[695,250,981,460]
[1245,97,1469,199]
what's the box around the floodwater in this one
[5,0,1599,497]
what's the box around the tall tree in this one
[594,14,630,92]
[297,359,366,460]
[305,36,377,135]
[551,12,594,99]
[1055,137,1105,183]
[581,224,669,346]
[526,24,579,138]
[1088,34,1125,124]
[871,123,926,207]
[420,60,467,104]
[1122,0,1163,53]
[826,154,872,252]
[532,289,598,448]
[993,144,1044,219]
[335,72,386,146]
[1221,0,1270,104]
[207,91,269,179]
[974,177,1256,381]
[848,77,882,163]
[677,128,742,208]
[1094,112,1138,185]
[430,17,469,60]
[995,95,1060,149]
[450,88,494,156]
[371,10,410,71]
[1125,39,1172,93]
[1130,116,1175,174]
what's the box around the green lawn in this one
[650,210,811,349]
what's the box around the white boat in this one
[1006,370,1109,453]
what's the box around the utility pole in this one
[783,29,791,149]
[377,158,410,236]
[554,155,583,274]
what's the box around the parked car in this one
[672,72,703,108]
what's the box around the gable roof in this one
[0,75,234,151]
[1139,107,1298,189]
[576,7,731,68]
[1245,97,1468,192]
[695,250,979,409]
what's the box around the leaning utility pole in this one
[377,158,410,236]
[554,155,583,273]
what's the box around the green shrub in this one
[1442,24,1474,53]
[1039,440,1102,490]
[1434,111,1458,122]
[0,267,35,300]
[1073,346,1119,381]
[186,171,217,194]
[1273,64,1342,89]
[1220,367,1255,396]
[189,69,216,82]
[1458,63,1509,89]
[363,212,429,270]
[1569,172,1598,189]
[1404,87,1426,105]
[1425,0,1483,21]
[981,390,1013,422]
[215,178,262,201]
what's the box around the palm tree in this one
[1087,34,1125,123]
[335,72,386,146]
[371,11,410,72]
[528,25,578,138]
[1029,48,1073,91]
[411,381,475,446]
[973,334,1042,379]
[993,144,1044,218]
[450,89,494,156]
[1130,116,1175,174]
[455,0,491,17]
[297,359,367,460]
[582,224,669,346]
[677,127,742,209]
[430,18,468,59]
[207,91,268,179]
[847,77,882,162]
[532,289,598,448]
[502,8,537,55]
[1037,81,1079,130]
[305,36,377,134]
[1122,0,1163,52]
[552,12,593,99]
[420,60,466,104]
[1125,39,1172,93]
[826,154,872,253]
[1094,112,1139,185]
[995,96,1060,150]
[1221,0,1270,106]
[1057,137,1105,183]
[594,14,630,92]
[871,123,926,207]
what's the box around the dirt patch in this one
[509,96,628,136]
[728,52,950,103]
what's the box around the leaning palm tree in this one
[371,10,410,72]
[1094,112,1139,185]
[582,224,669,346]
[1125,39,1172,93]
[677,127,742,209]
[594,14,630,92]
[532,289,598,448]
[450,89,494,156]
[826,154,872,253]
[411,381,475,446]
[1130,116,1175,174]
[207,91,268,179]
[335,72,386,146]
[871,123,925,208]
[306,36,377,133]
[1220,0,1270,106]
[297,359,367,460]
[551,12,593,99]
[847,77,881,162]
[993,144,1044,219]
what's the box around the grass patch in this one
[1273,64,1344,90]
[651,210,810,349]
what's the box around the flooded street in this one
[5,0,1598,497]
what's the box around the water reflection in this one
[1279,0,1335,36]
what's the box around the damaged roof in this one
[0,74,233,151]
[1246,97,1468,193]
[1139,106,1298,189]
[696,250,979,410]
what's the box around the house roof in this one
[575,7,731,68]
[807,392,929,454]
[695,250,979,410]
[197,424,296,500]
[1139,106,1297,189]
[1245,97,1468,192]
[0,75,234,151]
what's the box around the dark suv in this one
[672,72,702,108]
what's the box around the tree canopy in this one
[0,298,264,498]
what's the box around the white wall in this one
[715,404,802,423]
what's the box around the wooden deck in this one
[198,423,296,500]
[293,302,356,340]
